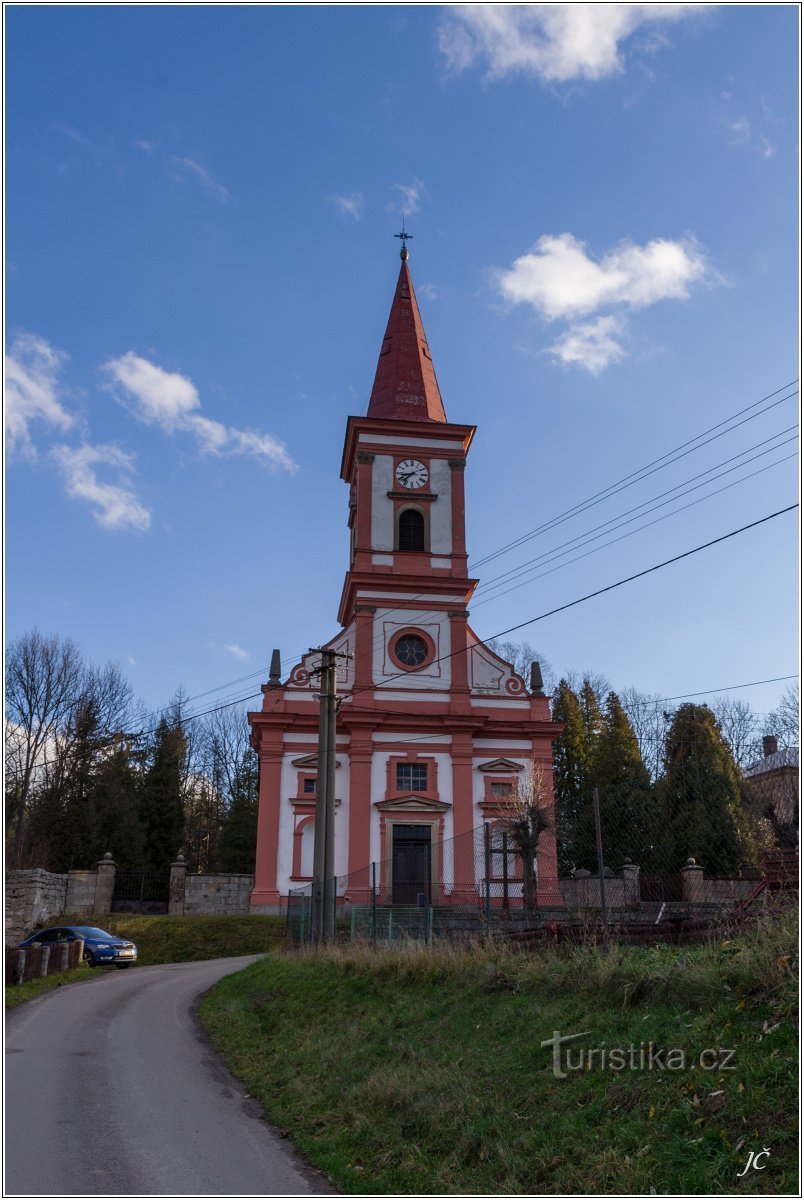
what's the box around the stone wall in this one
[64,871,97,914]
[183,873,255,916]
[5,869,68,943]
[560,876,631,910]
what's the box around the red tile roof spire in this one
[366,243,447,423]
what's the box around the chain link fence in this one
[286,783,798,947]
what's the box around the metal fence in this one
[286,790,798,948]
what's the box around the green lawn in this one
[63,912,286,966]
[6,914,287,1008]
[200,906,798,1195]
[5,963,97,1009]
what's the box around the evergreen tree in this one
[90,743,145,868]
[139,716,186,870]
[218,748,259,873]
[592,691,657,868]
[551,680,592,873]
[658,704,759,873]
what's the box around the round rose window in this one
[394,634,429,667]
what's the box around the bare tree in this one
[495,758,553,913]
[620,687,670,783]
[711,696,761,768]
[566,669,611,708]
[486,639,555,693]
[5,630,84,856]
[763,682,800,750]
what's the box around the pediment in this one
[290,754,341,768]
[476,758,525,773]
[374,795,450,813]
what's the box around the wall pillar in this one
[169,855,188,915]
[347,729,373,900]
[94,853,116,913]
[621,859,641,907]
[451,733,476,903]
[251,733,284,911]
[681,858,705,904]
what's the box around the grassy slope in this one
[5,964,97,1009]
[6,914,286,1007]
[63,912,286,966]
[200,908,798,1196]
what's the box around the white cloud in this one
[388,177,426,216]
[547,315,627,374]
[5,333,74,459]
[724,115,776,159]
[224,643,250,662]
[332,192,365,221]
[172,156,230,203]
[497,233,710,321]
[439,4,697,83]
[104,351,297,472]
[52,443,151,532]
[496,231,714,373]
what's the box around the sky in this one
[5,3,800,729]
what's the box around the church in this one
[249,242,563,913]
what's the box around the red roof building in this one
[248,247,563,912]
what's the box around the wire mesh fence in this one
[287,780,798,948]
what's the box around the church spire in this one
[366,238,447,423]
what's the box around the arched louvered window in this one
[398,508,425,552]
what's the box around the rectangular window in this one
[491,781,514,798]
[302,778,317,794]
[396,763,428,792]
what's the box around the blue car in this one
[19,925,138,969]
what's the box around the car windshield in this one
[69,927,115,939]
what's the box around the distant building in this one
[248,246,563,912]
[744,735,799,849]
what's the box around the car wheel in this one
[83,949,96,968]
[115,963,132,970]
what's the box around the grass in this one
[5,963,97,1009]
[199,904,798,1196]
[59,912,287,966]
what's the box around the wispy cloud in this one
[224,642,250,662]
[724,115,776,159]
[439,5,698,83]
[387,177,427,216]
[547,315,627,374]
[171,155,231,203]
[418,282,438,302]
[134,138,155,154]
[331,192,365,221]
[51,443,151,532]
[103,352,297,472]
[496,231,715,373]
[5,333,74,459]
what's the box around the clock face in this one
[395,459,429,489]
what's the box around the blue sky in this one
[6,4,799,723]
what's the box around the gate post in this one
[94,853,117,914]
[169,855,188,915]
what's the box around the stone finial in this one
[103,851,113,861]
[530,661,545,696]
[269,649,282,685]
[686,857,697,867]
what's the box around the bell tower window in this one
[397,508,426,552]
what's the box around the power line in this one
[470,380,798,571]
[344,502,799,701]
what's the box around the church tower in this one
[249,243,562,912]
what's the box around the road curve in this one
[5,956,333,1196]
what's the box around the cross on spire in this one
[394,219,413,261]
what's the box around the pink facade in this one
[249,253,563,912]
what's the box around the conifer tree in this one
[658,703,759,873]
[90,743,145,868]
[551,679,592,873]
[139,716,186,871]
[218,748,259,873]
[592,691,657,868]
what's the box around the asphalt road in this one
[5,956,333,1196]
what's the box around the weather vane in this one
[394,216,413,260]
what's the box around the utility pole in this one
[310,647,351,944]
